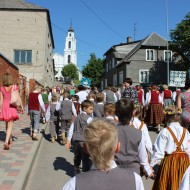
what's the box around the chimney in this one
[127,37,132,43]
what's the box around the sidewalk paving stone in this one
[0,112,47,190]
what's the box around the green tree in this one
[170,12,190,70]
[61,63,78,80]
[82,53,103,86]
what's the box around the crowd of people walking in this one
[1,72,190,190]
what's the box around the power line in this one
[79,0,125,41]
[18,0,105,51]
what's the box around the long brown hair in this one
[2,73,13,87]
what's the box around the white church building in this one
[54,24,82,81]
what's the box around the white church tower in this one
[63,24,77,66]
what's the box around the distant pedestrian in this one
[46,94,59,143]
[75,85,88,104]
[122,78,138,103]
[41,88,49,124]
[93,93,104,118]
[103,86,117,103]
[28,85,45,140]
[162,84,172,107]
[0,73,23,150]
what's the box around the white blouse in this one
[130,117,153,154]
[150,122,190,167]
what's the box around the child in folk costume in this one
[59,91,77,145]
[172,88,181,105]
[131,103,153,157]
[104,103,118,124]
[145,85,164,132]
[150,106,190,190]
[162,84,173,107]
[62,119,144,190]
[72,95,80,115]
[66,100,94,173]
[46,94,59,143]
[179,166,190,190]
[93,93,105,118]
[114,99,154,178]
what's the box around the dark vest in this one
[76,167,136,190]
[93,103,104,118]
[50,104,59,121]
[72,113,90,142]
[105,90,115,103]
[28,92,40,111]
[115,124,142,175]
[60,100,72,120]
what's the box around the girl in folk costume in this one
[130,103,152,157]
[145,85,164,132]
[104,103,118,124]
[150,106,190,190]
[162,84,172,107]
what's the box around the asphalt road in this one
[25,125,159,190]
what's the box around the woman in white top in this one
[150,105,190,190]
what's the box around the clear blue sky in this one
[27,0,190,70]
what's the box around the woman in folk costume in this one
[162,84,172,107]
[136,85,146,120]
[145,85,164,132]
[150,105,190,190]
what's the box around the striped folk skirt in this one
[145,103,164,125]
[152,151,189,190]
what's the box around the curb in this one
[20,123,48,190]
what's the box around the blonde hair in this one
[84,119,118,170]
[104,103,115,116]
[162,84,168,89]
[2,73,13,86]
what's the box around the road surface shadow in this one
[53,157,74,177]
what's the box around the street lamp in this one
[165,0,169,86]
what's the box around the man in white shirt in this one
[75,85,88,104]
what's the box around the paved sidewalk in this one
[0,112,47,190]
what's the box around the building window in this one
[14,50,32,64]
[106,63,108,72]
[69,33,71,37]
[68,55,71,63]
[119,71,123,84]
[146,49,154,61]
[164,50,172,62]
[112,57,115,68]
[68,41,71,49]
[113,74,117,86]
[109,61,112,70]
[139,70,149,83]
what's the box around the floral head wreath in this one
[163,106,182,115]
[134,103,143,111]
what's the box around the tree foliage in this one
[61,63,78,80]
[170,12,190,70]
[82,53,103,86]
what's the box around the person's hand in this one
[65,140,71,149]
[146,167,154,179]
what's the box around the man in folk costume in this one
[150,106,190,190]
[162,84,172,107]
[136,85,146,120]
[145,85,164,132]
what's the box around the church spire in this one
[68,20,74,32]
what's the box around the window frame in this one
[164,50,172,62]
[139,69,149,83]
[14,50,32,64]
[146,49,155,61]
